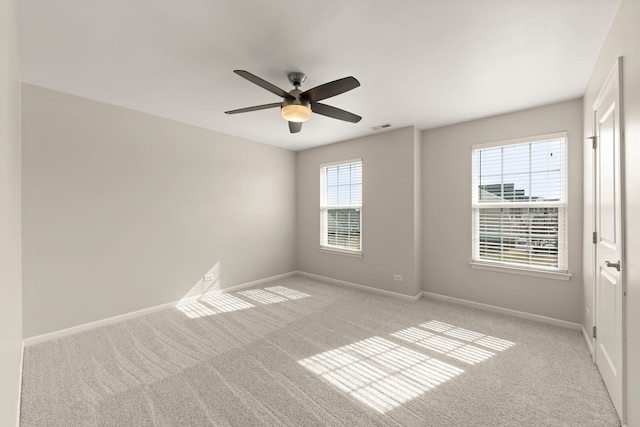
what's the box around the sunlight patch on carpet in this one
[392,321,515,364]
[421,320,515,352]
[178,286,310,318]
[298,336,463,414]
[238,289,289,304]
[201,293,255,312]
[239,287,311,305]
[265,286,311,300]
[177,295,255,319]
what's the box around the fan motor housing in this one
[282,89,310,109]
[287,72,307,87]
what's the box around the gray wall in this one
[296,127,422,297]
[422,99,584,323]
[22,84,296,338]
[582,0,640,423]
[0,0,23,424]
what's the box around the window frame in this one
[319,158,363,256]
[470,132,571,280]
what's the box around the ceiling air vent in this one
[370,123,391,131]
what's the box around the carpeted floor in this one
[20,275,620,426]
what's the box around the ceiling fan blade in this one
[225,102,282,114]
[311,102,362,123]
[300,76,360,102]
[234,70,294,99]
[289,121,302,134]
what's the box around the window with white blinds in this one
[472,133,567,271]
[320,159,362,253]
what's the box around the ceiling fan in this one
[225,70,362,134]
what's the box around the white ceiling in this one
[19,0,620,151]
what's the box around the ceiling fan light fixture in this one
[281,103,311,122]
[226,70,361,133]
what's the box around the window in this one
[471,133,567,272]
[320,159,362,253]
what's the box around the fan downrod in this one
[287,72,306,88]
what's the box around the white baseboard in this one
[296,271,422,301]
[24,271,298,347]
[24,300,179,346]
[16,342,24,427]
[422,291,582,331]
[581,324,595,359]
[298,272,581,331]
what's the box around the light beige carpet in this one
[20,275,620,426]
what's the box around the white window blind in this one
[472,133,567,271]
[320,160,362,252]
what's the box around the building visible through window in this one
[472,133,567,271]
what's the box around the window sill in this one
[469,261,572,281]
[318,247,363,258]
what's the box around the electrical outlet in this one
[393,274,403,282]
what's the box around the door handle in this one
[605,260,621,271]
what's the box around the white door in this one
[593,57,624,420]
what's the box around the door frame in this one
[591,56,626,423]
